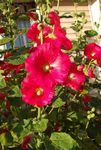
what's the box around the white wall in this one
[89,0,101,34]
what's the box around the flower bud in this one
[27,11,39,21]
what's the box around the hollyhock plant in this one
[82,95,92,103]
[26,23,40,43]
[66,63,86,91]
[88,68,95,78]
[48,11,60,26]
[21,133,33,150]
[21,75,54,107]
[54,25,72,50]
[27,23,51,44]
[27,11,39,20]
[0,92,6,101]
[25,42,71,85]
[84,43,101,60]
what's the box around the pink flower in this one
[66,63,86,91]
[48,11,60,26]
[97,58,101,67]
[21,75,54,107]
[77,64,85,72]
[25,42,71,84]
[27,23,51,44]
[43,26,51,37]
[82,95,91,103]
[88,68,95,78]
[26,23,40,43]
[54,25,72,50]
[21,133,33,150]
[84,43,101,60]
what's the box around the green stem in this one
[57,0,60,11]
[40,30,43,44]
[37,108,41,120]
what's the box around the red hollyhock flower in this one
[21,133,33,150]
[48,11,60,26]
[26,23,51,44]
[43,26,51,37]
[27,11,38,20]
[0,61,24,78]
[0,27,5,34]
[84,43,101,60]
[21,75,54,107]
[0,92,6,101]
[88,68,95,78]
[4,52,14,59]
[26,23,40,43]
[54,25,72,50]
[82,95,92,103]
[77,64,85,72]
[66,63,86,91]
[25,42,71,84]
[97,58,101,67]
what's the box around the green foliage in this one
[5,53,28,65]
[50,132,80,150]
[0,0,101,149]
[0,37,12,46]
[85,30,98,37]
[32,119,48,132]
[0,70,6,88]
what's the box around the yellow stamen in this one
[91,52,95,57]
[35,88,44,96]
[69,73,75,80]
[43,64,50,72]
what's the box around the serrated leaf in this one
[33,119,48,132]
[52,98,64,108]
[5,54,28,65]
[0,37,12,45]
[50,132,80,150]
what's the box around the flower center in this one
[69,73,75,80]
[91,52,95,57]
[43,64,50,72]
[35,88,44,96]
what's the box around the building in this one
[0,0,100,49]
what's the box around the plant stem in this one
[57,0,60,11]
[37,107,41,120]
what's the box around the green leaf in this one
[0,3,4,10]
[50,132,80,150]
[8,97,23,106]
[85,30,98,37]
[33,119,48,132]
[43,138,57,150]
[0,70,6,88]
[0,37,12,45]
[10,85,22,97]
[5,54,28,65]
[0,133,7,146]
[52,98,65,108]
